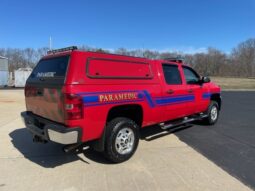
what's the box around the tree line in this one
[0,38,254,77]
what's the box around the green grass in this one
[210,77,255,90]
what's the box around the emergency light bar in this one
[47,46,78,54]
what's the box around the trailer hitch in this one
[62,143,88,153]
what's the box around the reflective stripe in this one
[155,95,195,105]
[80,90,195,108]
[202,93,211,99]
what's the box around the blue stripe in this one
[138,93,144,99]
[154,94,194,98]
[143,90,155,108]
[79,90,197,108]
[82,96,98,103]
[155,100,194,106]
[155,95,195,105]
[202,93,211,99]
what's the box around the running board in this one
[160,114,208,130]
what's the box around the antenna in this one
[49,36,52,50]
[142,43,145,57]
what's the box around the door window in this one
[183,67,200,84]
[162,64,182,85]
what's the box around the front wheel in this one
[104,117,139,163]
[204,101,219,125]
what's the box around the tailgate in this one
[25,56,69,123]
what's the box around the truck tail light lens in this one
[64,94,83,120]
[25,86,37,97]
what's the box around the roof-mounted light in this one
[164,57,184,64]
[47,46,78,55]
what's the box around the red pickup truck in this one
[21,46,221,163]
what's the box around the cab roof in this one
[44,46,186,65]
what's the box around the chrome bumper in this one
[21,111,82,145]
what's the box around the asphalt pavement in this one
[175,91,255,190]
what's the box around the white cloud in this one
[86,46,208,55]
[157,46,207,54]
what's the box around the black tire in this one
[204,101,219,125]
[104,117,139,163]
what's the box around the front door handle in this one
[187,89,193,93]
[166,89,174,94]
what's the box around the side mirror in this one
[201,76,210,83]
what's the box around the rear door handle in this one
[166,89,174,94]
[187,89,193,93]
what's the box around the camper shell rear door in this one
[25,54,70,123]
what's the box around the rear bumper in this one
[21,111,82,144]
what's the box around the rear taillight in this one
[25,86,36,97]
[64,94,83,120]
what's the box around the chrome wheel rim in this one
[115,127,135,155]
[211,106,218,121]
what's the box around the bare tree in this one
[231,38,255,77]
[0,38,255,78]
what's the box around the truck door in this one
[182,66,209,115]
[159,63,189,121]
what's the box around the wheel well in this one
[211,93,221,110]
[107,104,143,127]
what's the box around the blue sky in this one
[0,0,254,53]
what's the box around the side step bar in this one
[160,114,208,130]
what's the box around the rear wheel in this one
[204,101,219,125]
[104,117,139,163]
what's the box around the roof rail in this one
[47,46,78,54]
[164,57,184,63]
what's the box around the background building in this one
[14,68,32,87]
[0,56,9,87]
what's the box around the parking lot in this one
[0,90,252,191]
[176,91,255,189]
